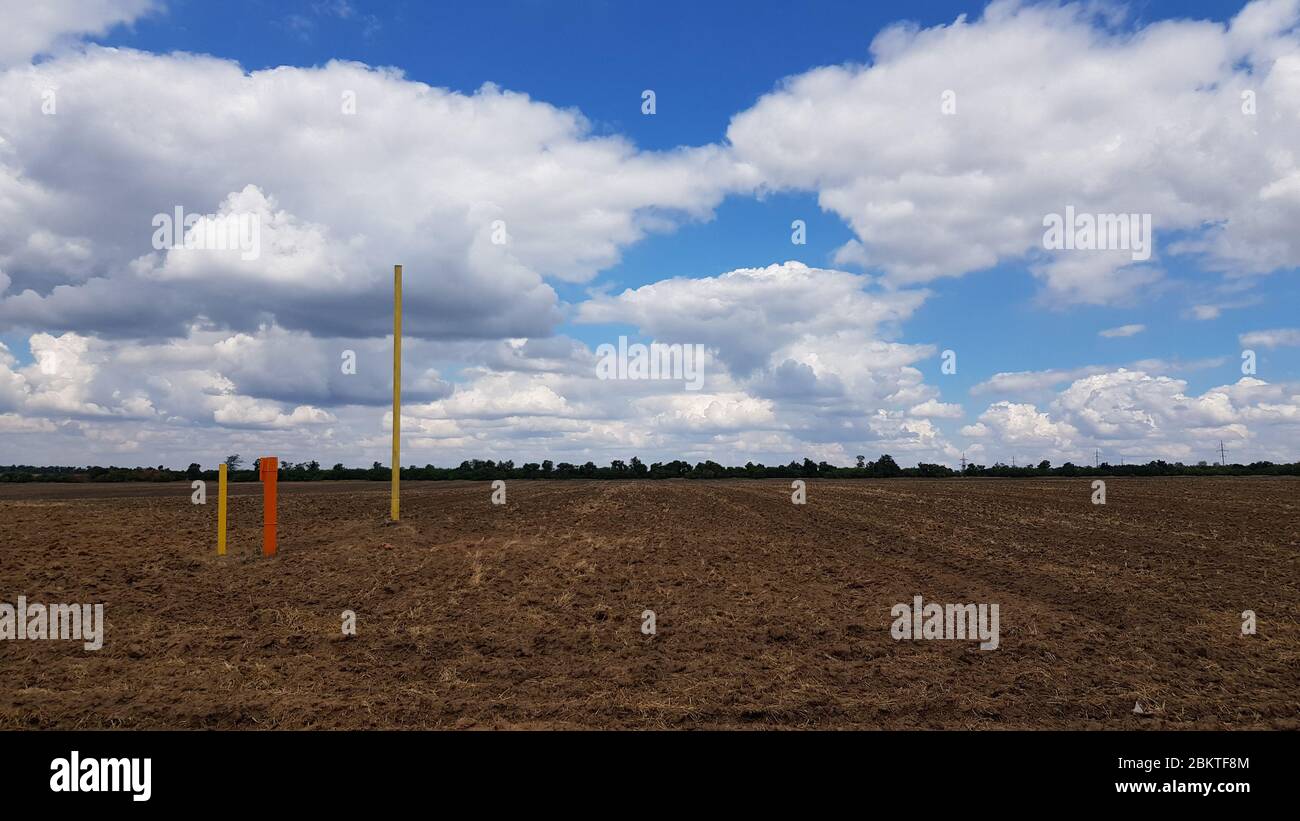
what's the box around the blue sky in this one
[1,0,1297,468]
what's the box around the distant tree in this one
[916,462,954,478]
[693,460,725,479]
[225,455,243,471]
[542,460,554,475]
[874,454,901,477]
[10,453,1294,484]
[856,455,866,469]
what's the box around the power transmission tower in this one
[1095,448,1100,467]
[960,453,966,475]
[1219,440,1227,466]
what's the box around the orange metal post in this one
[260,456,278,557]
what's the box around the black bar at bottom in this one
[3,729,1285,807]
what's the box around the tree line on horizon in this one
[3,454,1299,483]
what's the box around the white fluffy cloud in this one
[0,48,749,340]
[212,397,335,430]
[726,0,1300,304]
[577,261,927,375]
[961,402,1079,449]
[909,399,964,419]
[380,261,956,465]
[962,370,1300,463]
[0,0,156,67]
[0,330,349,430]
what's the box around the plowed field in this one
[1,478,1296,729]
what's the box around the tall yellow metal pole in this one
[391,264,402,521]
[217,462,228,555]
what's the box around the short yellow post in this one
[217,462,228,556]
[391,264,402,521]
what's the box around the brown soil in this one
[1,478,1297,729]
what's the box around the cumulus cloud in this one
[0,48,750,341]
[633,392,777,432]
[212,396,335,430]
[410,371,573,421]
[0,0,157,67]
[725,0,1300,304]
[0,412,57,432]
[0,329,361,427]
[908,399,964,419]
[380,261,953,465]
[963,369,1300,463]
[972,357,1230,400]
[961,402,1079,449]
[576,262,950,454]
[577,261,927,375]
[0,325,465,466]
